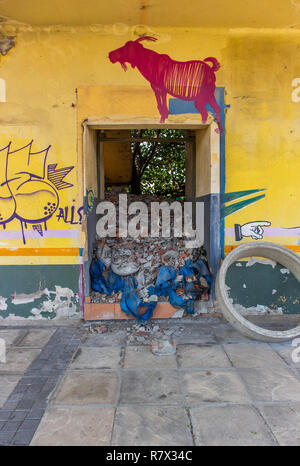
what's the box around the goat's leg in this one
[159,91,169,123]
[194,98,209,125]
[207,94,223,134]
[153,88,169,123]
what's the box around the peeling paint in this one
[0,313,57,321]
[11,289,48,305]
[1,313,46,320]
[246,257,276,268]
[0,296,7,310]
[30,285,79,319]
[233,302,283,315]
[0,285,80,320]
[0,35,14,55]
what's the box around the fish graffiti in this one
[0,141,74,244]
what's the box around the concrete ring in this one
[216,242,300,341]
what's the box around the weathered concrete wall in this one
[227,260,300,315]
[0,265,79,319]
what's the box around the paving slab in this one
[12,430,35,445]
[112,406,193,446]
[0,348,41,373]
[0,375,21,408]
[238,367,300,402]
[224,343,287,368]
[82,330,126,347]
[17,329,55,348]
[183,370,251,404]
[0,330,23,347]
[294,367,300,379]
[70,346,122,369]
[212,325,251,344]
[258,405,300,446]
[1,320,300,446]
[0,431,16,445]
[270,341,300,367]
[191,405,276,446]
[52,371,119,405]
[31,407,114,446]
[124,346,177,369]
[172,326,217,345]
[177,345,231,368]
[120,370,183,405]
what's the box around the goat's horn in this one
[135,36,158,43]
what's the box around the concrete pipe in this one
[216,242,300,342]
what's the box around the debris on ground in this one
[85,323,108,334]
[83,319,196,349]
[94,324,108,333]
[152,338,176,356]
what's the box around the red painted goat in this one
[109,36,222,133]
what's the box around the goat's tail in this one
[203,57,220,72]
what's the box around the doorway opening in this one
[82,123,220,320]
[103,128,189,198]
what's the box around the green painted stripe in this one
[221,189,266,204]
[222,194,266,218]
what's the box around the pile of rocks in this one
[90,191,210,307]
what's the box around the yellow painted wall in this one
[0,24,299,264]
[224,30,300,250]
[103,130,132,184]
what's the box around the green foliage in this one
[131,129,186,198]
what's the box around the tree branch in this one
[132,129,143,169]
[140,130,162,176]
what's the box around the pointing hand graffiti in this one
[235,221,271,241]
[0,141,75,244]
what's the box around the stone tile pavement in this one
[0,319,299,446]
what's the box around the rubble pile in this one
[90,191,211,320]
[91,237,210,302]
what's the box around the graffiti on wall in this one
[234,221,271,241]
[222,188,300,243]
[0,141,75,243]
[233,221,300,242]
[56,205,84,225]
[84,189,95,214]
[221,188,271,241]
[221,189,266,218]
[108,36,223,133]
